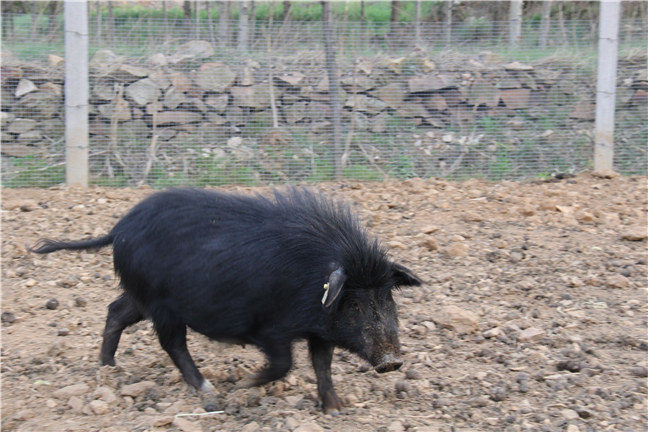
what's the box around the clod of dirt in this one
[45,298,59,310]
[1,311,16,324]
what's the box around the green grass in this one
[2,157,65,188]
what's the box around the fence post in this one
[594,0,620,172]
[64,0,89,187]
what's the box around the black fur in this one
[32,187,421,412]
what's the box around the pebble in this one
[172,417,202,432]
[489,386,508,401]
[120,380,155,397]
[631,366,648,378]
[45,399,58,408]
[74,296,88,307]
[444,242,469,258]
[606,274,630,289]
[388,420,405,432]
[68,396,84,412]
[395,380,412,393]
[241,421,260,432]
[433,305,479,334]
[89,399,110,415]
[561,408,579,420]
[45,298,59,310]
[483,327,502,338]
[566,425,580,432]
[293,421,325,432]
[1,311,16,324]
[621,228,647,241]
[153,416,174,427]
[53,383,90,399]
[517,327,544,342]
[57,327,70,336]
[405,368,422,380]
[420,236,439,251]
[94,386,119,404]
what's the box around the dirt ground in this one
[2,172,647,432]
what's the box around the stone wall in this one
[1,41,646,184]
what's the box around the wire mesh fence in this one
[2,11,647,187]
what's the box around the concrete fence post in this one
[594,0,621,172]
[65,0,89,187]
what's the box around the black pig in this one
[31,188,421,413]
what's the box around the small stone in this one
[561,408,579,420]
[421,225,440,234]
[606,274,630,289]
[631,366,648,378]
[293,421,325,432]
[405,368,422,380]
[489,386,508,401]
[591,169,619,179]
[621,228,647,241]
[120,380,155,397]
[53,383,90,399]
[241,421,260,432]
[395,380,412,393]
[45,399,58,408]
[74,296,87,307]
[67,396,84,412]
[57,327,70,336]
[45,298,59,310]
[15,79,37,97]
[433,305,479,334]
[420,236,439,251]
[388,420,405,432]
[94,386,118,404]
[566,425,580,432]
[1,311,16,324]
[483,327,502,338]
[153,416,174,427]
[444,242,469,258]
[517,327,544,342]
[172,417,202,432]
[89,399,110,415]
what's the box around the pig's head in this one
[322,257,422,373]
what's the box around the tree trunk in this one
[414,0,422,47]
[390,1,401,46]
[539,0,552,49]
[95,1,102,43]
[2,1,14,39]
[238,1,249,51]
[360,0,366,47]
[557,2,568,46]
[218,1,231,49]
[107,1,114,43]
[444,0,453,47]
[206,1,216,46]
[509,0,523,48]
[322,1,342,180]
[195,1,200,39]
[249,1,255,47]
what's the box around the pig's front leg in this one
[308,337,343,414]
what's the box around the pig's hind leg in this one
[100,294,144,366]
[152,309,219,411]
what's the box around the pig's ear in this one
[322,266,346,309]
[391,262,422,287]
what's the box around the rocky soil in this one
[2,172,647,431]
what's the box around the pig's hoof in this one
[202,400,220,412]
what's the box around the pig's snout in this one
[374,353,403,373]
